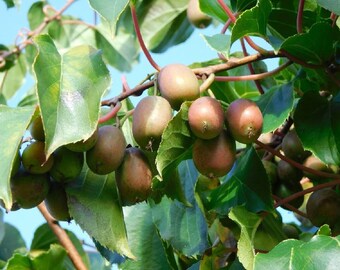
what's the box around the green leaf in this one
[231,0,257,11]
[254,235,340,269]
[66,167,134,259]
[0,211,4,243]
[89,0,129,33]
[231,0,272,44]
[151,160,209,257]
[229,206,262,270]
[0,105,36,209]
[33,34,110,158]
[317,224,332,236]
[208,147,274,213]
[317,0,340,15]
[255,83,294,133]
[199,0,229,23]
[30,244,67,270]
[0,54,27,100]
[0,223,26,261]
[280,22,340,65]
[87,252,112,270]
[95,24,139,72]
[30,223,90,269]
[27,1,45,30]
[2,253,32,270]
[156,102,195,181]
[120,203,172,270]
[2,0,15,8]
[201,34,231,59]
[93,239,126,265]
[294,91,340,165]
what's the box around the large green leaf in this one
[151,160,209,257]
[280,22,340,65]
[89,0,129,33]
[229,206,262,270]
[256,83,294,133]
[66,167,134,259]
[0,223,26,261]
[317,0,340,15]
[30,244,67,270]
[156,102,194,181]
[2,253,32,270]
[120,203,172,270]
[30,223,90,270]
[254,235,340,269]
[27,1,45,30]
[294,91,340,165]
[201,34,231,59]
[199,0,229,23]
[208,147,274,214]
[33,34,110,158]
[0,54,27,100]
[0,105,36,209]
[231,0,272,44]
[95,24,139,72]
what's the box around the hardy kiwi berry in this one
[188,96,224,139]
[29,115,45,141]
[115,147,153,206]
[187,0,212,29]
[225,98,263,144]
[132,96,173,151]
[65,129,98,152]
[22,141,54,174]
[86,125,126,175]
[193,130,236,178]
[158,63,200,110]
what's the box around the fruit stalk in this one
[38,203,88,270]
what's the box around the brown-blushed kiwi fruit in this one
[306,188,340,228]
[225,98,263,144]
[187,0,212,28]
[253,229,279,251]
[282,129,310,162]
[22,141,54,174]
[132,96,173,151]
[65,128,98,152]
[158,63,200,110]
[115,147,153,206]
[282,223,300,239]
[303,155,334,183]
[44,181,71,222]
[86,125,126,175]
[188,96,224,139]
[50,147,84,183]
[192,130,236,178]
[277,160,303,187]
[11,168,50,209]
[274,182,304,210]
[29,115,45,141]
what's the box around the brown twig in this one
[297,0,305,33]
[38,203,88,270]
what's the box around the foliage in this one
[1,0,340,269]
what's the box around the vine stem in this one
[98,102,122,124]
[297,0,305,33]
[255,140,340,180]
[215,60,292,81]
[274,179,340,208]
[240,38,264,94]
[272,194,308,218]
[38,203,88,270]
[130,4,161,71]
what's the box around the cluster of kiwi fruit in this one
[260,129,340,234]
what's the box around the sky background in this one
[0,0,297,267]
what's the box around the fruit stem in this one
[98,102,122,124]
[274,179,340,209]
[255,140,340,180]
[38,203,88,270]
[240,38,264,94]
[130,3,161,71]
[199,73,215,93]
[214,60,292,82]
[297,0,305,33]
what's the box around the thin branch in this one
[214,61,292,81]
[297,0,305,33]
[38,203,88,270]
[130,4,160,71]
[255,140,340,179]
[272,194,308,218]
[98,102,122,124]
[240,38,264,94]
[274,179,340,208]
